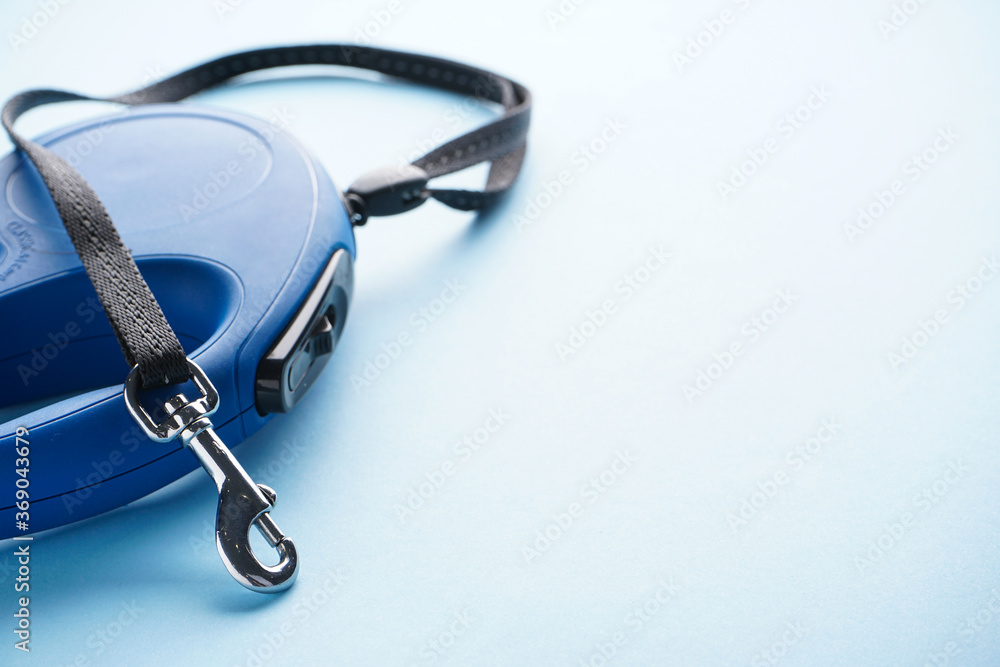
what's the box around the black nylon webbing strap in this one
[1,45,532,389]
[2,90,191,389]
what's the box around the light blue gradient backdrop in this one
[2,0,1000,665]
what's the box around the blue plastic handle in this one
[0,105,356,537]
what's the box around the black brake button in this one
[255,249,354,414]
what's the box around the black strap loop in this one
[1,45,531,389]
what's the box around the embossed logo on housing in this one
[0,221,34,282]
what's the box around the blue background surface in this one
[2,0,1000,665]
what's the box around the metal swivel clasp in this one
[124,359,298,593]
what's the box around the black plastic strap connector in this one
[346,164,429,218]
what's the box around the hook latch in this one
[125,359,298,593]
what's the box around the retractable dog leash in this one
[0,45,531,592]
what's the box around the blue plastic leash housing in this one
[0,104,356,539]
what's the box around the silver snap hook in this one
[125,359,298,593]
